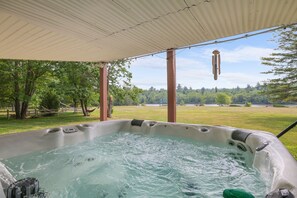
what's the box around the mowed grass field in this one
[0,106,296,158]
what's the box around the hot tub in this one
[0,120,296,197]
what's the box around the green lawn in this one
[0,106,296,158]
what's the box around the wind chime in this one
[212,50,221,80]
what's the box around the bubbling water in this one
[2,132,268,197]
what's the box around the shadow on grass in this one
[0,112,99,135]
[245,116,297,134]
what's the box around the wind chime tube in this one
[214,54,218,80]
[212,50,221,80]
[218,54,221,75]
[212,55,215,74]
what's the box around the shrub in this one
[179,100,185,106]
[39,91,60,116]
[245,102,252,107]
[216,93,232,105]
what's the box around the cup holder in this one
[76,124,94,132]
[149,122,157,127]
[47,128,61,133]
[63,128,78,133]
[228,140,235,146]
[79,124,94,128]
[199,127,209,133]
[237,143,247,152]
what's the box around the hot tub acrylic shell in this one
[0,120,296,197]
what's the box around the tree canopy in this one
[216,93,232,105]
[138,84,271,105]
[54,62,100,116]
[262,25,297,102]
[0,59,139,119]
[0,60,52,119]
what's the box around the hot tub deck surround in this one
[0,119,297,197]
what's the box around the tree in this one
[179,99,185,106]
[262,25,297,102]
[182,86,189,94]
[255,82,261,90]
[201,87,205,95]
[0,60,52,119]
[39,90,60,115]
[216,93,231,105]
[54,62,100,116]
[42,59,138,117]
[0,61,13,107]
[245,84,252,92]
[232,94,247,104]
[107,59,135,117]
[187,92,200,104]
[177,84,183,92]
[113,86,142,105]
[177,92,186,105]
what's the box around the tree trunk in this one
[107,95,113,118]
[14,99,21,119]
[10,60,49,119]
[13,61,21,119]
[106,74,112,118]
[20,61,36,119]
[80,99,89,116]
[20,101,29,119]
[84,101,90,116]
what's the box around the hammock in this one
[59,101,72,108]
[86,108,96,113]
[40,106,55,112]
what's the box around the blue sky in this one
[130,31,277,89]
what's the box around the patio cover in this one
[0,0,297,62]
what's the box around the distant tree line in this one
[137,83,295,105]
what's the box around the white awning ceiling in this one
[0,0,296,62]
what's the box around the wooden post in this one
[167,49,176,122]
[100,62,108,121]
[7,109,9,119]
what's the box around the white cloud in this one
[177,57,208,70]
[177,68,211,80]
[176,71,264,88]
[131,81,167,89]
[131,46,274,67]
[203,46,274,63]
[177,69,213,88]
[131,56,166,69]
[131,54,208,70]
[220,72,267,86]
